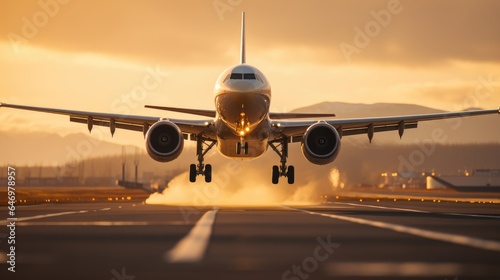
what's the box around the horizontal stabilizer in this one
[145,105,216,118]
[146,105,335,119]
[269,112,335,119]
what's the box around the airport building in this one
[427,169,500,191]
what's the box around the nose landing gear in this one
[236,141,249,155]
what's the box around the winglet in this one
[240,11,246,64]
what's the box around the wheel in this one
[244,142,249,155]
[236,142,242,154]
[205,164,212,183]
[189,164,197,182]
[272,165,279,184]
[287,166,295,184]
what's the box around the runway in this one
[1,197,500,279]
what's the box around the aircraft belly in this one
[217,137,267,159]
[216,119,270,159]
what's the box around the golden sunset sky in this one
[1,0,499,147]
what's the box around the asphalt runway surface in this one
[1,197,500,279]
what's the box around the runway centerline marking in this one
[165,209,218,263]
[334,201,500,219]
[287,207,500,252]
[1,211,85,225]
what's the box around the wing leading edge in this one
[0,102,215,139]
[272,108,500,142]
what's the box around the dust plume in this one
[146,157,334,206]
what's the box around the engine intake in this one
[146,120,184,162]
[301,122,341,165]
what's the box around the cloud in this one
[1,0,500,66]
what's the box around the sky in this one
[0,0,499,147]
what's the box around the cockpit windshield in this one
[243,73,256,79]
[230,73,243,79]
[228,72,261,81]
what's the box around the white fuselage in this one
[213,64,272,159]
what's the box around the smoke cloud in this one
[146,155,335,206]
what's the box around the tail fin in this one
[240,11,246,64]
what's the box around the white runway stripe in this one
[165,209,218,263]
[288,207,500,252]
[1,211,84,225]
[333,202,429,213]
[17,221,187,226]
[335,201,500,219]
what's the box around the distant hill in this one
[292,102,500,144]
[0,131,136,166]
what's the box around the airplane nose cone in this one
[226,80,261,92]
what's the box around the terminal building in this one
[426,169,500,191]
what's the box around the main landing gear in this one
[189,135,216,183]
[269,137,295,184]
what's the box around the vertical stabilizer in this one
[240,11,246,64]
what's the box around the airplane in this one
[1,12,499,184]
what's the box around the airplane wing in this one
[271,108,500,142]
[0,102,215,139]
[145,104,336,119]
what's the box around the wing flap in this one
[70,117,144,132]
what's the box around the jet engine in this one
[146,120,184,162]
[301,122,341,165]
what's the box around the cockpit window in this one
[230,73,243,79]
[228,72,261,82]
[243,73,256,80]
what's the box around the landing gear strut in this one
[189,135,216,183]
[269,137,295,184]
[236,140,249,155]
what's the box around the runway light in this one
[359,199,363,202]
[408,198,411,201]
[376,199,380,203]
[92,198,95,201]
[107,198,113,201]
[394,199,397,202]
[421,199,424,202]
[127,196,132,200]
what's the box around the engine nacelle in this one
[146,120,184,162]
[301,122,341,165]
